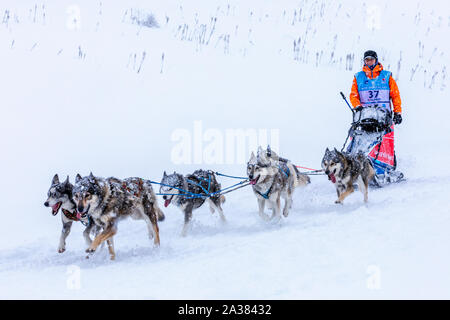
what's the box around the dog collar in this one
[62,208,89,226]
[62,208,78,221]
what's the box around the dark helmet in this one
[363,50,378,69]
[364,50,378,60]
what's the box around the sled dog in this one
[247,146,310,221]
[44,174,99,253]
[160,170,226,236]
[73,173,165,260]
[321,148,375,204]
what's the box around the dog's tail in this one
[219,194,226,204]
[356,152,375,182]
[297,172,311,186]
[355,151,367,164]
[365,158,375,181]
[291,163,310,187]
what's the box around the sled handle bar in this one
[340,91,355,114]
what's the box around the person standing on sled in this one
[348,50,403,184]
[350,50,402,124]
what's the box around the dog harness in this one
[252,162,289,199]
[255,184,273,199]
[62,208,90,226]
[278,162,290,177]
[120,178,144,197]
[355,70,391,109]
[185,170,214,197]
[187,175,211,195]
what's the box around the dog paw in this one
[335,200,343,204]
[258,213,271,221]
[270,216,282,224]
[58,248,65,253]
[85,247,95,253]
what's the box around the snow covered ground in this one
[0,0,449,299]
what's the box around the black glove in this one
[354,105,363,112]
[393,113,402,125]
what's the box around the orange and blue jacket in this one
[350,63,402,113]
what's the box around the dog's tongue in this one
[250,179,257,185]
[164,199,171,207]
[76,210,86,220]
[51,202,61,215]
[328,174,336,183]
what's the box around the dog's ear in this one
[266,145,272,157]
[325,147,330,153]
[258,146,267,159]
[163,171,167,177]
[334,148,345,159]
[75,174,82,183]
[248,151,257,164]
[52,174,59,185]
[64,175,70,185]
[89,172,97,183]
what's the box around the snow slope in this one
[0,0,449,299]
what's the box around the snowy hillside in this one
[0,0,449,299]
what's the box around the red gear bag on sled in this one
[368,125,395,172]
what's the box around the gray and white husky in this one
[160,170,226,236]
[247,146,310,221]
[73,173,165,260]
[321,148,375,204]
[44,174,98,253]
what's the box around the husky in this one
[44,174,99,253]
[160,170,226,236]
[321,148,375,204]
[73,173,165,260]
[247,146,310,221]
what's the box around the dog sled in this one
[341,104,404,187]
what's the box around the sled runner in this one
[343,105,404,187]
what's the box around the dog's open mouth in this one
[164,195,174,207]
[328,173,336,183]
[249,176,260,185]
[51,202,62,216]
[76,205,90,220]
